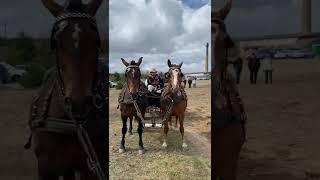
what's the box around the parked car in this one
[0,62,26,82]
[274,50,290,59]
[255,49,273,59]
[109,81,117,88]
[295,49,315,59]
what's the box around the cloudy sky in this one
[214,0,320,38]
[109,0,211,73]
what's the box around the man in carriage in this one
[146,68,164,94]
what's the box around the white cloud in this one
[109,0,210,73]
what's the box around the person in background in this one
[187,76,193,88]
[182,75,187,88]
[262,51,273,84]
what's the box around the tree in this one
[7,31,36,65]
[112,72,121,82]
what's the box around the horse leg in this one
[168,116,172,126]
[119,115,128,153]
[175,116,178,128]
[162,120,169,148]
[254,70,258,84]
[129,116,133,135]
[137,115,145,154]
[179,114,187,148]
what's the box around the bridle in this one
[51,12,103,111]
[125,65,142,98]
[49,12,106,180]
[168,66,183,92]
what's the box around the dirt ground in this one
[0,58,320,179]
[237,58,320,180]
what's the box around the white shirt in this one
[262,57,273,70]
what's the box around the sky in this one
[214,0,320,38]
[1,0,320,72]
[109,0,211,73]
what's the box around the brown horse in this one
[161,59,188,149]
[25,0,107,179]
[118,57,147,155]
[213,0,246,179]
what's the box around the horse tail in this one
[24,133,33,149]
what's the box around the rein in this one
[129,93,146,127]
[64,100,106,180]
[124,65,146,127]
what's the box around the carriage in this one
[143,81,164,128]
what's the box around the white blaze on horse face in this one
[132,68,135,78]
[72,23,82,49]
[172,69,179,89]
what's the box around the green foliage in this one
[7,32,36,65]
[115,80,125,90]
[111,73,125,89]
[111,72,121,82]
[4,32,53,70]
[18,64,45,88]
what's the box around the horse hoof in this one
[182,143,188,148]
[162,142,168,148]
[138,149,145,155]
[119,148,125,153]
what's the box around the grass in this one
[109,81,211,180]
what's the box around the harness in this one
[25,12,106,180]
[160,66,187,124]
[119,65,147,126]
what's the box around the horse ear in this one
[121,58,129,67]
[42,0,64,17]
[87,0,103,16]
[167,59,172,67]
[179,62,183,68]
[213,0,232,20]
[137,57,143,66]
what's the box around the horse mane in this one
[169,64,181,68]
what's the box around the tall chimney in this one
[205,42,209,73]
[301,0,311,33]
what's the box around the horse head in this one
[167,59,183,94]
[121,57,143,99]
[43,0,102,111]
